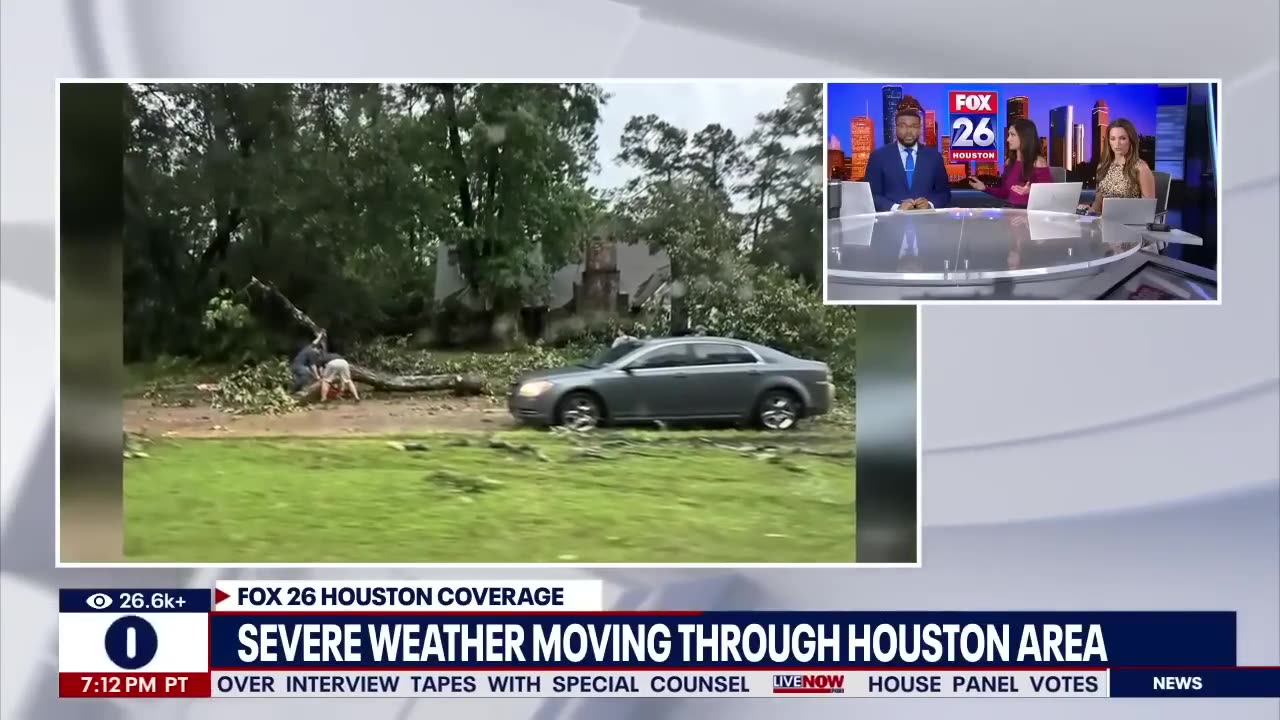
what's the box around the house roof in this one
[434,240,670,310]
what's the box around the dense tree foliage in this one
[125,82,848,374]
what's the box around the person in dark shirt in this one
[289,333,326,393]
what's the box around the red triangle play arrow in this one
[214,588,230,605]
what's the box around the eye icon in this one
[86,593,113,610]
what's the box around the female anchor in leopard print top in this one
[1080,118,1156,214]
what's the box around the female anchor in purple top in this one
[965,118,1052,207]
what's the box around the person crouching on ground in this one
[289,331,360,402]
[318,355,360,402]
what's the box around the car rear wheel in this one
[557,392,603,431]
[757,389,801,431]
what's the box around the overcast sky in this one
[590,81,796,193]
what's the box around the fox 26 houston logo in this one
[948,90,999,163]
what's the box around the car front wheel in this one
[557,392,603,431]
[757,389,801,431]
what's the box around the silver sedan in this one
[508,336,835,430]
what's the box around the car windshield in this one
[581,340,645,368]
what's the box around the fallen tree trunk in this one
[292,371,486,402]
[349,367,485,394]
[247,275,485,396]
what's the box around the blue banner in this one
[1111,668,1280,698]
[60,588,212,613]
[207,611,1236,669]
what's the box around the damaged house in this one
[432,225,671,343]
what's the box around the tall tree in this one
[617,114,688,183]
[614,118,743,334]
[742,83,823,286]
[430,83,607,323]
[739,114,792,249]
[687,123,747,195]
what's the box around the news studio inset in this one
[824,80,1220,302]
[57,581,1280,700]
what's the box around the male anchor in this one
[865,102,951,212]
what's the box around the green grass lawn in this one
[124,429,855,563]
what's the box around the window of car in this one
[582,340,645,368]
[691,342,758,366]
[629,344,693,369]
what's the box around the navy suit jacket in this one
[865,143,952,212]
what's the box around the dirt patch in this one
[124,396,515,438]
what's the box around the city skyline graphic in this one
[827,82,1167,186]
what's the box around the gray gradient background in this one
[2,0,1278,716]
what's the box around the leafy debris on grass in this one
[386,441,430,452]
[209,362,300,415]
[123,430,856,563]
[486,436,552,462]
[142,385,197,408]
[567,447,620,462]
[124,431,152,460]
[427,470,504,494]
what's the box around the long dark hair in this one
[1098,118,1141,190]
[1005,118,1041,181]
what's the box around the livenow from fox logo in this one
[772,674,847,694]
[947,90,999,163]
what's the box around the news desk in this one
[824,208,1213,301]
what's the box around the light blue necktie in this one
[904,147,915,188]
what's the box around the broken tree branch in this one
[247,276,322,336]
[247,275,483,395]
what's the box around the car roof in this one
[643,335,786,357]
[617,336,828,366]
[646,335,746,345]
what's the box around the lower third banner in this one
[208,669,1109,698]
[56,585,1280,700]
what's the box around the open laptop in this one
[1026,182,1083,214]
[838,181,876,216]
[1101,197,1157,225]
